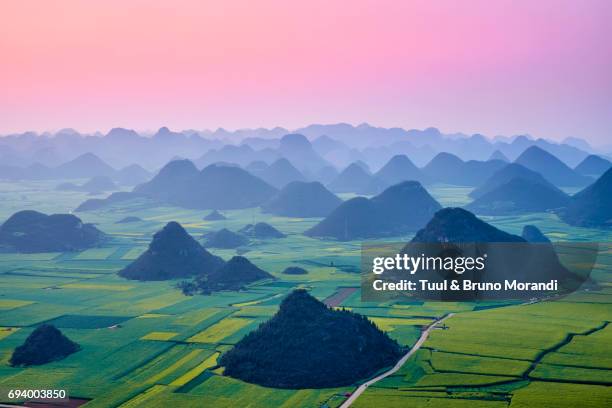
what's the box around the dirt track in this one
[339,313,454,408]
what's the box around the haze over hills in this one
[134,161,278,210]
[306,181,441,240]
[195,135,330,177]
[311,134,346,156]
[466,177,570,215]
[296,125,596,165]
[277,134,330,174]
[359,141,436,169]
[470,163,559,199]
[262,181,342,217]
[0,151,150,186]
[75,191,137,212]
[0,123,601,174]
[559,168,612,228]
[244,160,268,175]
[0,210,105,253]
[0,162,56,181]
[314,165,340,185]
[422,153,506,186]
[56,176,118,194]
[82,175,119,192]
[489,150,509,162]
[54,152,116,179]
[497,135,593,167]
[352,160,371,172]
[133,159,199,205]
[196,144,279,169]
[115,164,152,186]
[457,160,508,186]
[574,155,611,178]
[367,154,426,193]
[514,146,591,187]
[327,162,375,194]
[220,289,403,388]
[0,153,118,181]
[241,137,280,150]
[249,158,306,189]
[422,152,464,182]
[3,123,608,237]
[0,126,221,170]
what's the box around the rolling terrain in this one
[0,178,609,407]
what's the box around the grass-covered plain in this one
[0,180,610,407]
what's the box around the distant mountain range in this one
[325,147,590,192]
[514,146,591,187]
[421,153,507,186]
[248,158,306,189]
[1,124,607,173]
[69,143,604,225]
[8,125,598,229]
[0,152,151,185]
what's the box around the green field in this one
[0,180,610,407]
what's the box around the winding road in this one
[339,313,454,408]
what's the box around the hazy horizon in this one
[0,122,608,150]
[1,1,611,144]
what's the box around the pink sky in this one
[0,0,611,144]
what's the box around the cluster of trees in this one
[220,290,403,388]
[10,325,80,367]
